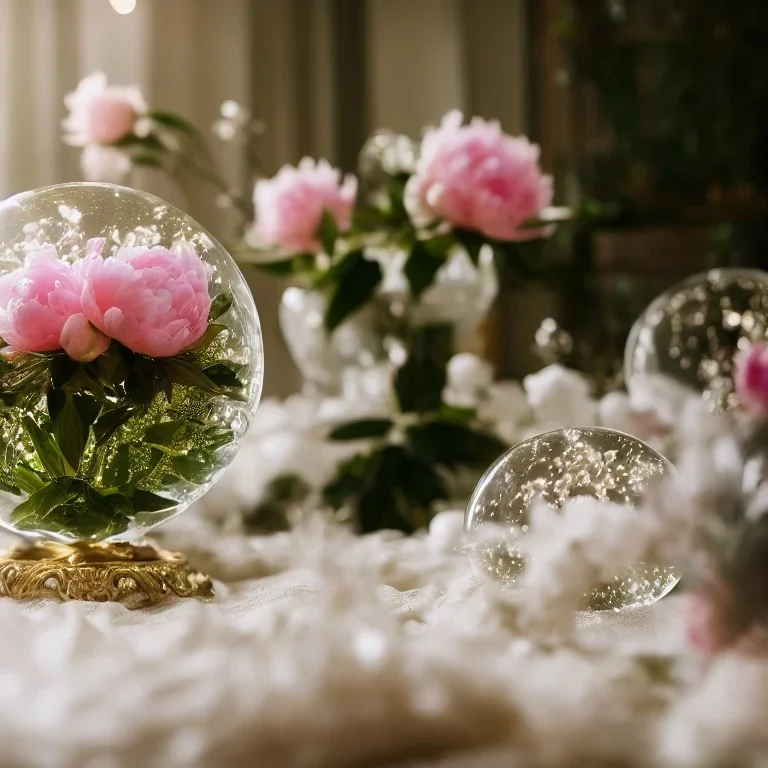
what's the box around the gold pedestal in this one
[0,541,214,609]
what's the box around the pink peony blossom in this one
[404,110,553,241]
[78,245,211,358]
[63,72,146,146]
[253,158,357,254]
[735,342,768,413]
[686,583,736,656]
[0,248,83,353]
[60,313,110,362]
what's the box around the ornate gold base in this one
[0,541,214,609]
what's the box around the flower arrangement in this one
[61,74,606,534]
[0,228,252,541]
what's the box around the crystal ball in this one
[625,268,768,411]
[0,183,263,542]
[464,426,679,610]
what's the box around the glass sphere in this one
[0,183,263,542]
[465,427,678,610]
[625,268,768,411]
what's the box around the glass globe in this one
[465,427,679,610]
[625,268,768,411]
[0,183,263,542]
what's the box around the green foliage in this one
[0,292,245,539]
[323,249,382,332]
[395,324,454,413]
[328,419,393,441]
[321,411,507,534]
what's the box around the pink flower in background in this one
[253,158,357,254]
[735,342,768,413]
[686,583,735,656]
[59,313,110,362]
[78,245,211,357]
[63,72,146,146]
[404,110,553,241]
[0,248,83,353]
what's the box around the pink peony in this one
[404,110,553,241]
[0,248,83,353]
[735,342,768,413]
[253,158,357,254]
[60,313,110,362]
[686,583,736,656]
[78,245,211,358]
[63,72,146,146]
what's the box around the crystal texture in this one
[0,183,263,542]
[465,427,679,610]
[625,268,768,411]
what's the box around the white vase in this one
[279,247,499,396]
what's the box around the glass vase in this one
[279,246,498,397]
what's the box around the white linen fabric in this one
[1,510,690,768]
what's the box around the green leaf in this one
[190,324,227,352]
[406,420,507,470]
[162,358,222,395]
[394,324,454,413]
[51,392,101,471]
[322,453,373,509]
[200,426,235,452]
[202,363,244,388]
[324,250,382,332]
[113,132,165,151]
[124,368,160,405]
[209,293,233,321]
[50,355,79,389]
[0,479,20,496]
[92,405,136,446]
[254,257,299,277]
[328,419,393,441]
[148,109,197,135]
[454,228,485,266]
[130,446,164,483]
[14,464,46,494]
[103,443,132,488]
[11,477,78,529]
[404,240,446,298]
[438,404,477,424]
[131,154,164,169]
[143,420,184,446]
[319,209,339,256]
[95,344,132,387]
[354,446,448,534]
[386,177,408,222]
[131,489,176,513]
[46,388,66,424]
[171,449,216,484]
[21,416,72,478]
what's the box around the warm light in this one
[110,0,137,14]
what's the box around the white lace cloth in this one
[0,511,690,768]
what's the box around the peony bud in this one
[60,313,110,362]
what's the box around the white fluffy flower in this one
[63,72,146,146]
[443,353,494,408]
[79,143,132,183]
[479,381,531,443]
[523,364,597,428]
[659,653,768,767]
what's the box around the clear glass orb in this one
[0,183,263,542]
[625,268,768,411]
[465,427,679,610]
